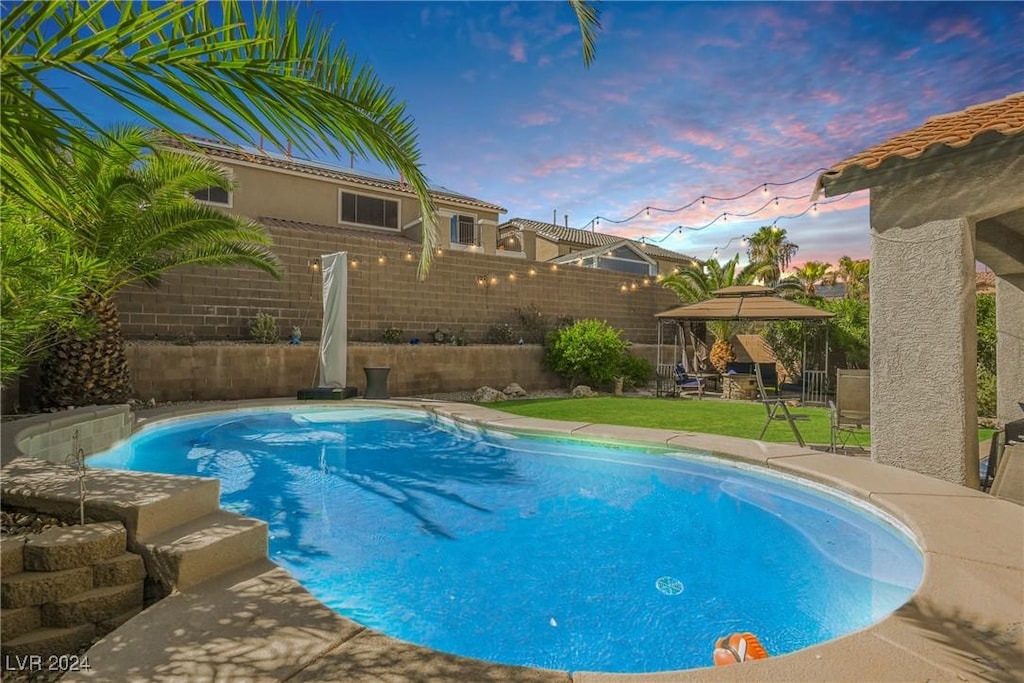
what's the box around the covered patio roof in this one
[656,286,834,321]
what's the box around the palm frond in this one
[568,0,601,68]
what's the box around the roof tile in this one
[817,92,1024,194]
[498,218,694,262]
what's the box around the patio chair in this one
[981,429,1004,492]
[829,400,868,453]
[830,369,870,453]
[674,362,705,399]
[755,364,807,447]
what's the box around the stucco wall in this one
[124,343,669,403]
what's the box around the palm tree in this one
[660,256,773,373]
[786,261,832,296]
[746,226,799,287]
[833,256,870,299]
[1,1,600,278]
[30,126,281,408]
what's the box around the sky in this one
[50,1,1024,268]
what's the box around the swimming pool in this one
[89,407,923,673]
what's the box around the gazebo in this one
[655,286,834,402]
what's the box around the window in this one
[191,186,231,206]
[450,214,477,245]
[340,191,399,229]
[498,231,523,251]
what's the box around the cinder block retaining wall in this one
[126,343,670,402]
[115,223,680,344]
[0,522,146,659]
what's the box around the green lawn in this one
[488,396,996,447]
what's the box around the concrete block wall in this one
[125,343,672,402]
[0,522,145,660]
[12,406,132,465]
[115,222,680,345]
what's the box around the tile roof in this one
[816,92,1024,197]
[498,218,694,262]
[166,134,507,214]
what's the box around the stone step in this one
[23,521,126,572]
[1,566,92,609]
[41,582,144,628]
[1,623,95,659]
[2,456,221,540]
[1,536,25,575]
[143,511,268,592]
[1,606,42,641]
[92,552,146,588]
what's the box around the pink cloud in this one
[895,47,920,61]
[672,128,728,151]
[929,16,984,44]
[602,91,630,104]
[538,55,552,67]
[811,91,843,106]
[531,153,591,177]
[509,38,527,63]
[519,111,558,127]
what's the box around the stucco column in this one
[870,216,978,487]
[996,274,1024,430]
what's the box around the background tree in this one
[785,261,833,296]
[660,256,773,373]
[746,225,799,287]
[28,127,281,408]
[831,255,870,299]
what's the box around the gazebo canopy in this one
[656,286,834,321]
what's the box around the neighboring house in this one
[497,218,696,276]
[168,135,507,253]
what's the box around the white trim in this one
[402,216,424,230]
[495,250,527,259]
[338,188,401,231]
[448,243,484,253]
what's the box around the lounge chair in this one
[674,362,705,399]
[755,364,807,446]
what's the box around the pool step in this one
[141,511,268,592]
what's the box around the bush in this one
[484,323,516,344]
[978,363,997,418]
[977,293,996,375]
[512,304,549,344]
[381,327,402,344]
[248,311,278,344]
[545,319,628,389]
[618,353,652,389]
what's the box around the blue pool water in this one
[89,408,923,673]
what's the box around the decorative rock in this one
[1,566,93,608]
[472,386,508,403]
[502,383,527,398]
[41,581,144,628]
[24,522,126,572]
[1,536,26,576]
[1,605,42,641]
[93,553,147,588]
[571,385,597,398]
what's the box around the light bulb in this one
[620,284,628,292]
[528,268,536,276]
[722,213,728,222]
[508,272,516,281]
[741,237,749,246]
[645,207,651,217]
[490,276,498,285]
[762,183,769,196]
[772,225,780,233]
[404,251,413,261]
[378,255,386,264]
[551,264,558,271]
[712,248,719,258]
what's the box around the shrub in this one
[512,304,549,344]
[545,319,628,389]
[978,363,997,418]
[248,311,278,344]
[977,293,996,375]
[485,323,516,344]
[381,327,402,344]
[618,353,652,389]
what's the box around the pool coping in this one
[6,398,1021,682]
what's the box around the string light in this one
[377,254,386,265]
[551,264,558,271]
[581,168,828,229]
[307,258,320,272]
[404,250,413,261]
[349,257,360,268]
[508,272,516,281]
[528,267,537,276]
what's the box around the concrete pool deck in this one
[3,398,1021,682]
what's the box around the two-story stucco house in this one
[171,135,507,253]
[496,218,696,276]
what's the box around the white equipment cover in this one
[319,252,348,388]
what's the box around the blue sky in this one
[54,1,1024,266]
